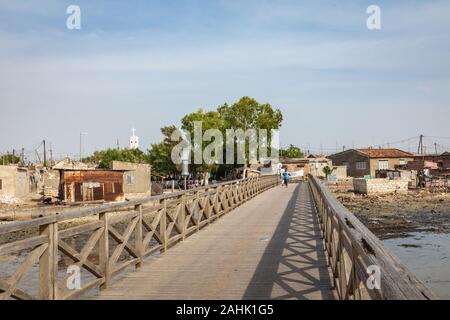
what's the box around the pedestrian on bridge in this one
[280,166,286,186]
[282,169,290,188]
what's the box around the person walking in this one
[282,169,290,188]
[280,166,286,186]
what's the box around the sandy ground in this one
[332,189,450,239]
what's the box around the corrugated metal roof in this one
[357,148,414,158]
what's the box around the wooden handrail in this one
[0,175,279,300]
[308,175,437,300]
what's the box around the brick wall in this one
[353,178,409,195]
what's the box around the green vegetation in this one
[280,144,303,159]
[147,126,179,176]
[83,148,147,169]
[0,154,21,165]
[85,96,284,180]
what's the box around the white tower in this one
[130,128,139,150]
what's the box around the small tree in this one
[322,166,335,179]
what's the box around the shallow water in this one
[383,232,450,299]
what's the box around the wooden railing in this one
[0,175,278,300]
[308,175,437,300]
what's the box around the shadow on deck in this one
[243,183,336,300]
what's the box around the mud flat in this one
[383,232,450,299]
[332,189,450,239]
[332,189,450,298]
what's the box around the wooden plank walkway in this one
[93,182,337,300]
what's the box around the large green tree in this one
[147,126,179,176]
[147,97,284,181]
[180,109,225,180]
[218,97,283,168]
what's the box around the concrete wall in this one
[0,166,30,198]
[333,166,348,180]
[307,160,332,178]
[111,161,151,195]
[0,165,17,196]
[353,178,409,195]
[40,169,60,198]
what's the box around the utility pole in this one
[343,145,346,152]
[434,143,438,155]
[417,134,424,155]
[79,132,88,162]
[50,143,53,167]
[21,148,25,164]
[12,149,16,164]
[43,140,47,167]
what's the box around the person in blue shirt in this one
[282,169,290,188]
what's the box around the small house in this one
[59,169,126,203]
[327,148,414,178]
[0,165,30,198]
[110,161,152,196]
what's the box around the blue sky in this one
[0,0,449,160]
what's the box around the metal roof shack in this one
[58,169,129,204]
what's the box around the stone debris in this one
[0,195,21,205]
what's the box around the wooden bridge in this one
[0,175,437,300]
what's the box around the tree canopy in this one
[84,148,147,169]
[147,126,179,176]
[83,97,285,179]
[280,144,303,159]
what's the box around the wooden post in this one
[181,194,187,240]
[99,211,109,290]
[160,199,167,253]
[215,186,220,216]
[205,191,211,225]
[39,222,58,300]
[135,204,143,269]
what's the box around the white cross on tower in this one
[130,128,139,150]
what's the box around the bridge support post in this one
[181,194,187,240]
[99,211,110,290]
[135,204,143,269]
[160,199,167,253]
[39,222,58,300]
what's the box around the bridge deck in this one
[93,182,337,300]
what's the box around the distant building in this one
[327,148,414,178]
[413,152,450,170]
[130,128,139,150]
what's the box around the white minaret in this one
[130,128,139,150]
